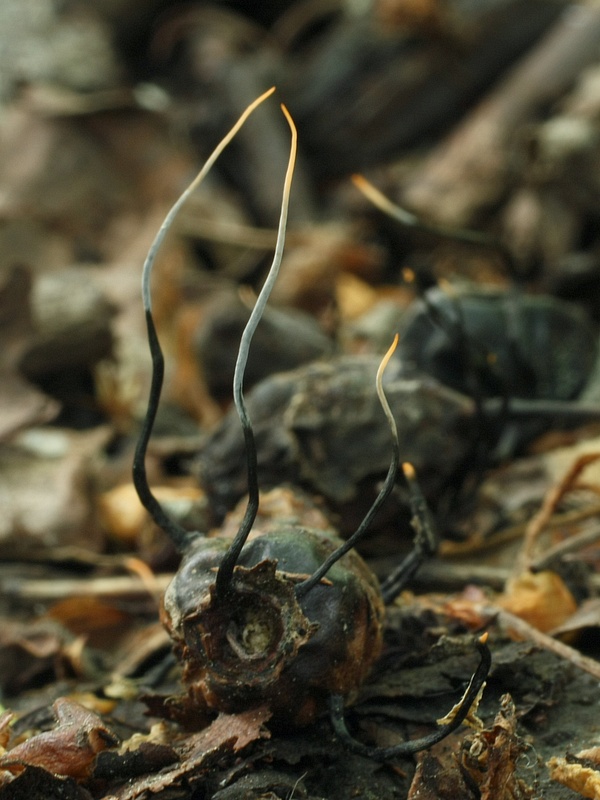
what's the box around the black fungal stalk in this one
[132,308,190,552]
[132,87,277,554]
[296,334,402,598]
[379,460,438,605]
[329,634,491,761]
[133,88,491,749]
[214,103,297,600]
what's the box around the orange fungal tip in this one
[377,333,399,381]
[384,332,399,361]
[479,632,489,644]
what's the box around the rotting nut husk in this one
[161,526,384,726]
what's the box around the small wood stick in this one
[483,605,600,682]
[518,452,600,572]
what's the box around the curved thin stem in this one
[296,335,400,599]
[215,104,298,599]
[132,310,191,550]
[133,87,276,552]
[380,462,438,604]
[141,88,276,315]
[329,634,491,761]
[352,174,518,277]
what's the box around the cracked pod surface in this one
[162,526,384,726]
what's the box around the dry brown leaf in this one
[97,482,206,543]
[106,707,272,800]
[408,747,470,800]
[550,598,600,638]
[577,748,600,766]
[215,486,332,541]
[0,619,81,695]
[549,756,600,799]
[105,623,171,686]
[179,706,272,759]
[0,373,60,443]
[0,712,14,752]
[170,303,223,425]
[549,743,600,798]
[335,272,379,321]
[271,224,384,322]
[498,570,577,633]
[44,596,130,637]
[0,426,110,554]
[61,693,117,717]
[0,698,117,780]
[461,695,533,800]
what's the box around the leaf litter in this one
[2,2,600,798]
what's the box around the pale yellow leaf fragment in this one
[548,756,600,799]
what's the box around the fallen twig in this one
[481,605,600,682]
[403,1,600,228]
[518,452,600,573]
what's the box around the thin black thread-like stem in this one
[132,310,191,550]
[329,635,491,761]
[296,444,400,599]
[296,336,400,599]
[132,87,276,553]
[380,462,438,604]
[215,104,297,600]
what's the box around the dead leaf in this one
[335,272,379,320]
[0,620,79,695]
[549,598,600,639]
[215,486,332,541]
[0,712,14,752]
[97,482,207,544]
[271,224,384,322]
[0,427,110,554]
[0,373,60,443]
[549,756,600,799]
[461,694,533,800]
[408,747,471,800]
[44,596,130,638]
[549,742,600,798]
[577,748,600,765]
[498,570,577,633]
[0,698,118,780]
[0,764,92,800]
[178,706,272,758]
[105,707,272,800]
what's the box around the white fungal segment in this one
[376,333,399,446]
[232,104,297,429]
[141,86,276,313]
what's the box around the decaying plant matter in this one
[132,89,490,754]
